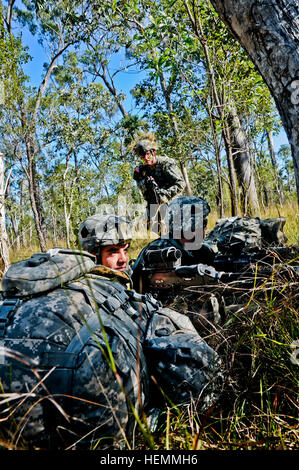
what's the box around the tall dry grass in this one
[1,201,298,450]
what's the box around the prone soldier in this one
[0,214,224,450]
[131,196,219,292]
[131,197,298,333]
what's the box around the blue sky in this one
[20,17,289,154]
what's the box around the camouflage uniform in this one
[133,136,185,231]
[131,197,222,332]
[0,215,224,450]
[133,156,186,206]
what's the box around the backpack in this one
[205,216,287,254]
[1,248,96,296]
[0,249,224,449]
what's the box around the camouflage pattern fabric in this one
[144,307,224,409]
[1,248,96,296]
[0,273,146,449]
[133,156,186,206]
[167,196,211,234]
[0,253,224,450]
[205,216,288,254]
[205,216,262,254]
[259,217,288,245]
[78,214,132,253]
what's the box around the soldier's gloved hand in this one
[147,176,158,186]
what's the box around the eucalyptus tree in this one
[210,0,299,205]
[0,2,28,268]
[0,152,10,273]
[112,0,203,195]
[112,0,278,215]
[0,0,110,251]
[40,49,127,246]
[179,0,269,215]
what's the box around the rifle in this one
[134,164,161,204]
[212,242,299,273]
[134,244,299,296]
[146,175,161,204]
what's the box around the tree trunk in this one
[266,130,284,205]
[19,99,48,252]
[26,136,48,252]
[209,111,224,217]
[210,0,299,204]
[222,128,239,216]
[179,162,193,196]
[228,104,260,215]
[0,152,11,274]
[20,177,27,246]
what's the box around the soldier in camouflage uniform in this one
[0,214,224,450]
[133,134,186,232]
[132,196,216,285]
[132,199,294,334]
[131,196,224,332]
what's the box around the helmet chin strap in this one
[96,247,102,265]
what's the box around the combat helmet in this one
[133,133,158,156]
[78,214,132,254]
[167,196,211,239]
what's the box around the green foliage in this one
[0,0,298,452]
[0,0,296,254]
[0,7,29,107]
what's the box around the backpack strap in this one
[64,281,142,352]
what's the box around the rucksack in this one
[0,249,224,449]
[205,216,287,254]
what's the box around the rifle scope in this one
[143,246,182,264]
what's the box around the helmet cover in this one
[79,214,132,253]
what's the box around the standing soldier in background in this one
[133,133,186,233]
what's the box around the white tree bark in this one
[0,152,11,275]
[210,0,299,204]
[228,105,260,215]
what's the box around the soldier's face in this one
[100,243,129,271]
[141,150,156,166]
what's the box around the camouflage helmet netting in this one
[133,133,158,156]
[79,214,132,253]
[167,196,211,237]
